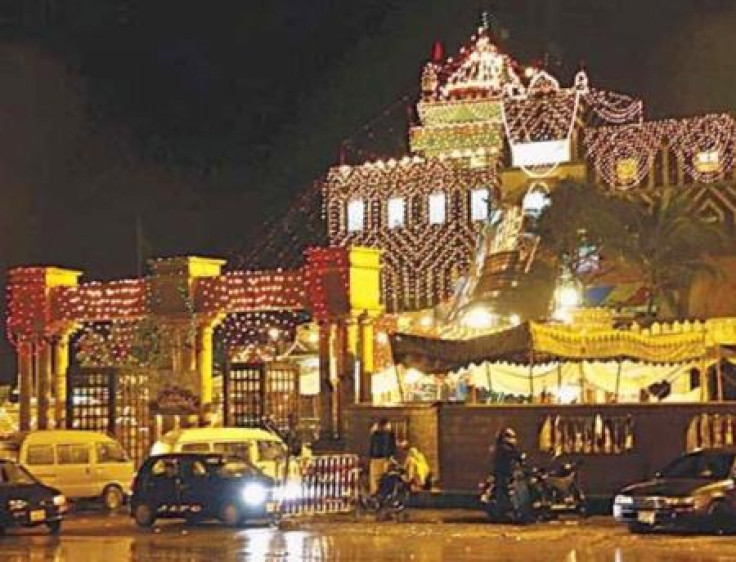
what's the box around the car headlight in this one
[53,495,67,507]
[242,483,268,506]
[8,499,27,510]
[665,496,695,507]
[614,495,633,506]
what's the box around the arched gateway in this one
[5,248,382,461]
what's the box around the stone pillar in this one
[37,343,52,430]
[18,342,33,431]
[53,335,70,426]
[318,322,335,439]
[358,315,374,403]
[196,324,215,406]
[336,319,359,434]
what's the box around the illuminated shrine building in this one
[323,24,736,314]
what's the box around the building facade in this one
[323,24,736,314]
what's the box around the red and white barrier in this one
[278,454,360,516]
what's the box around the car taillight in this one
[129,472,137,492]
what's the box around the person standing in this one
[491,427,524,517]
[368,418,397,495]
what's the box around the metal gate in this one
[66,367,151,467]
[223,361,300,431]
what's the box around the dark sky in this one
[1,0,736,379]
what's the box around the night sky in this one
[1,0,736,380]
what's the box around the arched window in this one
[347,199,364,232]
[522,183,550,218]
[470,188,490,222]
[428,192,446,224]
[387,197,405,229]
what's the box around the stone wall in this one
[345,402,736,498]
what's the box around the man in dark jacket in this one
[368,418,397,495]
[492,427,524,516]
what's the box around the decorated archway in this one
[5,247,382,436]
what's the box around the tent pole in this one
[485,363,493,396]
[529,351,535,403]
[614,360,622,403]
[394,364,405,403]
[700,355,708,403]
[579,361,586,404]
[717,347,724,402]
[556,362,562,404]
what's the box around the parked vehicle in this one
[150,427,300,481]
[614,447,736,534]
[0,430,134,510]
[536,459,587,518]
[479,456,586,523]
[356,458,410,521]
[130,453,279,528]
[0,459,67,535]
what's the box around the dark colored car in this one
[130,453,279,528]
[613,448,736,533]
[0,459,67,535]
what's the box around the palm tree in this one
[535,180,627,292]
[610,188,728,318]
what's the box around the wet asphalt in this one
[1,509,736,561]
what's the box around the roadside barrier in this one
[279,454,360,516]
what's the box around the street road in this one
[2,510,736,561]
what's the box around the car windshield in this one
[209,459,258,478]
[258,441,287,462]
[0,463,37,485]
[661,452,735,480]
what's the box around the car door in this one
[144,458,182,515]
[178,458,212,517]
[22,444,57,490]
[94,441,135,494]
[56,443,94,498]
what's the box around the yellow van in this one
[150,427,301,481]
[1,430,135,510]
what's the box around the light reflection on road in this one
[0,523,735,561]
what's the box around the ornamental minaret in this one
[410,25,519,164]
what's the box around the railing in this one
[280,454,360,516]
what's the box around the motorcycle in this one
[479,455,586,523]
[536,459,587,518]
[356,459,410,522]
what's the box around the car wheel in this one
[628,523,654,534]
[220,502,243,528]
[708,500,736,535]
[133,503,156,528]
[102,485,125,511]
[46,520,62,535]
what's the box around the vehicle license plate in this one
[29,510,45,522]
[637,511,656,525]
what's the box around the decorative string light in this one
[586,114,736,189]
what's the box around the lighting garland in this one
[324,158,498,312]
[217,310,309,351]
[5,268,52,351]
[303,247,351,321]
[585,114,736,189]
[53,279,147,322]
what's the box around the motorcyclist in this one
[491,427,526,518]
